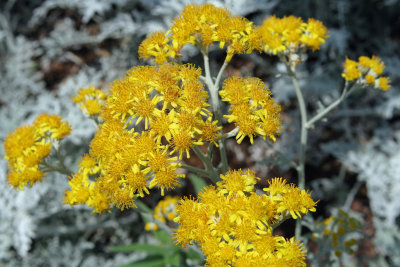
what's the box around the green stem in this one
[192,146,219,183]
[271,213,292,232]
[343,180,363,211]
[215,60,229,89]
[201,49,229,174]
[285,64,307,240]
[306,83,356,128]
[286,65,307,190]
[40,161,72,176]
[180,164,210,178]
[222,128,239,139]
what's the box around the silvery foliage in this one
[29,0,130,25]
[344,132,400,264]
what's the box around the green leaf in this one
[188,174,207,194]
[153,229,172,245]
[136,200,153,214]
[186,248,203,261]
[109,243,164,253]
[120,255,165,267]
[165,251,181,266]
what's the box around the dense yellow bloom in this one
[276,185,317,219]
[221,77,281,144]
[170,4,231,48]
[378,77,391,91]
[65,63,222,212]
[138,31,177,64]
[4,114,71,189]
[259,15,328,55]
[300,18,329,51]
[342,55,391,91]
[217,169,259,196]
[174,171,315,266]
[139,4,262,63]
[342,57,361,81]
[198,118,222,147]
[34,113,72,140]
[73,86,106,116]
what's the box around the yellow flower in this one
[276,185,317,219]
[342,57,361,81]
[263,177,290,196]
[259,15,304,55]
[138,31,176,64]
[359,55,384,75]
[149,167,185,196]
[73,85,106,116]
[150,112,174,144]
[34,113,72,140]
[170,4,230,48]
[365,74,375,85]
[276,237,307,266]
[300,18,328,51]
[170,129,203,159]
[377,76,391,91]
[221,77,281,144]
[198,118,222,147]
[129,95,162,129]
[63,172,90,205]
[217,169,259,196]
[342,56,391,91]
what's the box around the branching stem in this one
[201,48,229,174]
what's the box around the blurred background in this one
[0,0,399,266]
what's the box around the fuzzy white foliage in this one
[30,0,129,25]
[98,13,138,40]
[345,132,400,226]
[0,160,48,258]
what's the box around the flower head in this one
[221,77,281,144]
[342,55,391,91]
[73,86,106,116]
[174,172,315,266]
[4,114,71,189]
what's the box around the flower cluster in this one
[138,4,260,63]
[145,195,179,231]
[259,15,328,55]
[64,63,223,213]
[72,85,107,116]
[220,77,281,144]
[312,209,362,257]
[174,171,316,266]
[139,5,328,65]
[4,114,71,189]
[342,56,391,90]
